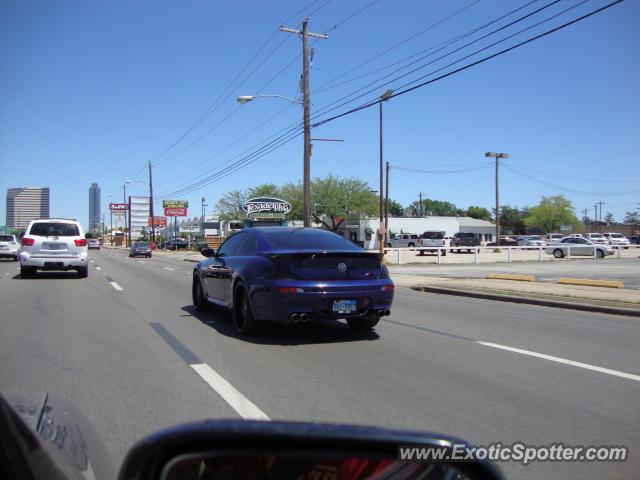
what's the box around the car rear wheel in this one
[553,249,565,259]
[77,266,88,278]
[192,275,210,311]
[20,266,35,278]
[347,315,380,330]
[596,249,604,259]
[408,243,415,248]
[233,286,261,335]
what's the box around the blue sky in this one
[1,0,638,230]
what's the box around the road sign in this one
[164,207,188,217]
[179,225,199,233]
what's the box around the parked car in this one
[165,238,189,250]
[519,235,547,246]
[602,232,631,248]
[417,231,447,256]
[450,232,482,252]
[629,235,640,245]
[546,233,564,243]
[19,218,89,277]
[130,241,152,258]
[545,237,614,258]
[192,227,394,334]
[584,232,607,244]
[87,238,101,250]
[386,233,419,248]
[0,234,20,261]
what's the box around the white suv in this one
[603,232,631,248]
[0,234,20,261]
[20,218,89,278]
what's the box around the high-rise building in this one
[89,182,101,232]
[6,187,50,229]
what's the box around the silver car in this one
[603,232,631,248]
[545,237,614,259]
[519,235,547,246]
[0,234,20,261]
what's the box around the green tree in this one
[465,206,493,222]
[624,211,639,224]
[499,205,528,235]
[312,176,378,230]
[280,181,304,221]
[214,189,248,221]
[408,198,462,217]
[387,199,404,217]
[249,183,280,198]
[604,212,615,225]
[524,195,580,233]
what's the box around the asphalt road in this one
[1,249,638,480]
[391,258,640,289]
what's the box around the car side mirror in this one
[201,247,215,258]
[118,420,504,480]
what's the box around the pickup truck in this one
[417,231,447,256]
[386,233,419,248]
[450,232,482,252]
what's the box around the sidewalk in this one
[392,273,640,316]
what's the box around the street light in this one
[379,89,393,255]
[237,94,302,105]
[484,152,509,247]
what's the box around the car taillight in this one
[381,285,394,291]
[75,239,87,247]
[21,237,35,246]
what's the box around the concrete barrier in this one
[557,278,624,289]
[486,273,537,282]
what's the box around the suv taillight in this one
[75,239,87,247]
[21,237,35,246]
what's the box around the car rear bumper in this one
[20,252,88,269]
[0,249,19,258]
[249,279,394,323]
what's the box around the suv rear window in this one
[29,222,79,237]
[0,235,14,242]
[421,231,444,240]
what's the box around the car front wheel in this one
[192,275,210,311]
[553,249,565,258]
[596,249,605,259]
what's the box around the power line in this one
[393,165,491,175]
[324,0,383,33]
[506,164,640,183]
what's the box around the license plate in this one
[332,299,357,313]
[45,243,62,250]
[0,246,7,250]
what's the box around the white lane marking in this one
[164,267,175,271]
[191,363,269,420]
[109,282,123,291]
[478,342,640,382]
[138,260,144,263]
[90,260,94,263]
[96,266,102,271]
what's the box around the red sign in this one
[149,216,167,227]
[110,203,128,211]
[164,207,187,217]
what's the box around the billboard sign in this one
[179,225,200,233]
[163,200,189,208]
[242,197,291,220]
[149,216,167,227]
[110,203,128,211]
[164,207,188,217]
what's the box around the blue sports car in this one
[192,227,394,334]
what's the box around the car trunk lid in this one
[269,252,384,280]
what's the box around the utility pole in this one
[148,161,156,248]
[385,161,390,235]
[378,90,393,255]
[485,152,509,247]
[419,192,423,217]
[596,201,605,232]
[582,208,589,224]
[280,18,328,227]
[201,197,207,238]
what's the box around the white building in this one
[340,216,496,249]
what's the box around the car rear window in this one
[0,235,14,242]
[262,229,362,251]
[29,222,79,237]
[421,232,444,239]
[457,233,478,238]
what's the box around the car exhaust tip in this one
[290,314,299,321]
[299,313,308,321]
[384,309,391,316]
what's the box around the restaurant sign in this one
[242,197,292,219]
[162,200,189,208]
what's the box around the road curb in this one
[486,273,536,282]
[183,259,199,263]
[557,278,624,289]
[412,285,640,318]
